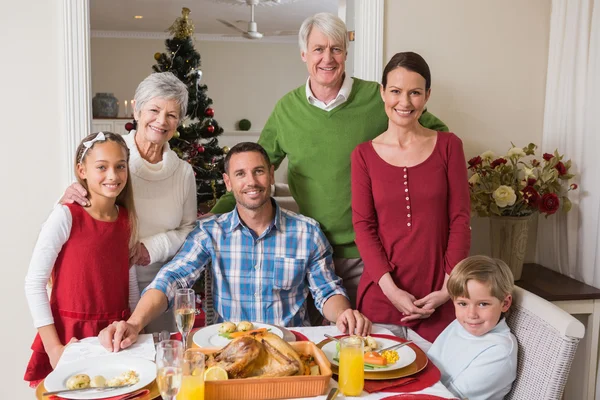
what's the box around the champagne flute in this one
[175,288,195,350]
[156,340,183,400]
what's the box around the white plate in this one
[321,338,417,372]
[192,322,284,348]
[44,355,156,399]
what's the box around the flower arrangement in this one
[468,143,577,217]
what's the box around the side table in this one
[517,263,600,400]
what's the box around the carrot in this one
[228,327,268,338]
[364,351,387,366]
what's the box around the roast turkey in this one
[206,331,305,378]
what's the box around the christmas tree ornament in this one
[222,146,230,154]
[125,122,135,132]
[154,52,162,61]
[168,7,195,39]
[204,107,214,118]
[197,145,205,153]
[207,124,215,134]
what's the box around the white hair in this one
[298,12,348,53]
[134,72,188,123]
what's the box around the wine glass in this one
[175,288,195,350]
[156,340,184,400]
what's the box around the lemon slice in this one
[204,366,229,381]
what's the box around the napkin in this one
[49,388,151,400]
[56,334,156,369]
[289,330,310,341]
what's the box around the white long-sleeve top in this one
[123,131,197,269]
[24,205,140,328]
[428,318,518,400]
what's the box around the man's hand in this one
[335,309,372,337]
[59,183,89,206]
[130,242,151,266]
[47,337,78,368]
[98,321,140,352]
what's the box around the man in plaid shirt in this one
[100,142,371,352]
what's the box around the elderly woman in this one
[61,72,197,332]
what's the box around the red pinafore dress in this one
[24,204,131,383]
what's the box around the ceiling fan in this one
[217,0,298,40]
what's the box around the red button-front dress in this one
[25,204,131,383]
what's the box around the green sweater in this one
[211,78,448,258]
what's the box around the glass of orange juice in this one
[338,335,364,396]
[176,348,205,400]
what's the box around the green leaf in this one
[562,197,572,213]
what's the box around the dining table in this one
[38,324,457,400]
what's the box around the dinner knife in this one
[379,340,414,352]
[43,383,135,396]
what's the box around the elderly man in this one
[211,13,448,310]
[99,142,371,351]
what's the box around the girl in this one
[24,132,139,384]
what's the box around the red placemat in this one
[289,330,310,341]
[331,334,441,394]
[381,395,458,400]
[49,388,150,400]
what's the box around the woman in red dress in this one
[24,132,138,384]
[351,52,471,350]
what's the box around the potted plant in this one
[468,143,577,279]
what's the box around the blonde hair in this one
[448,255,515,302]
[74,132,138,249]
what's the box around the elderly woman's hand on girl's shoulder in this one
[130,242,150,267]
[59,182,89,207]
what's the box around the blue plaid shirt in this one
[144,201,347,327]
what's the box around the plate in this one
[192,322,284,348]
[316,334,429,381]
[320,337,417,372]
[44,355,156,399]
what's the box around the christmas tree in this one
[152,7,228,212]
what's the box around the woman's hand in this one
[130,242,150,266]
[47,337,78,368]
[378,273,432,318]
[59,183,89,207]
[401,288,451,322]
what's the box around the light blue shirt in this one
[144,200,347,327]
[428,319,518,400]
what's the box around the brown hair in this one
[448,255,515,303]
[382,52,431,89]
[223,142,271,174]
[74,132,138,249]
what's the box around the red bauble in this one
[205,108,214,118]
[207,125,215,134]
[197,145,205,153]
[125,122,135,132]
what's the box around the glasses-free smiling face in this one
[223,151,274,211]
[380,67,431,128]
[134,97,180,148]
[77,141,129,202]
[301,27,347,92]
[453,279,512,337]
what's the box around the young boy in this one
[428,255,518,400]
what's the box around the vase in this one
[489,215,532,280]
[92,93,118,118]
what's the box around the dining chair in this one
[505,286,585,399]
[204,267,216,326]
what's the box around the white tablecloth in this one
[289,325,456,400]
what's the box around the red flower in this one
[527,178,537,186]
[490,158,508,168]
[570,183,578,190]
[522,186,540,207]
[468,156,482,169]
[532,159,540,167]
[539,193,560,215]
[555,161,567,175]
[543,153,554,161]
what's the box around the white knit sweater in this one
[123,131,197,297]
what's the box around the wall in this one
[0,2,66,397]
[91,37,308,132]
[384,0,552,258]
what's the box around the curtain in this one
[536,0,600,286]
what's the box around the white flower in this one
[493,185,517,207]
[507,147,526,158]
[468,173,480,185]
[522,167,535,179]
[480,151,495,160]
